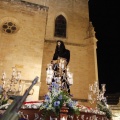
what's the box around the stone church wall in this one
[37,0,97,107]
[0,0,48,100]
[40,40,97,108]
[0,0,98,107]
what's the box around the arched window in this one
[54,15,66,38]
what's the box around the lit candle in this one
[101,84,106,92]
[2,72,6,80]
[89,84,93,91]
[68,73,73,85]
[12,67,16,76]
[17,71,21,80]
[2,80,6,88]
[46,77,52,84]
[60,117,66,120]
[69,78,73,85]
[47,65,54,76]
[94,81,98,87]
[66,67,69,72]
[18,84,22,92]
[100,91,104,100]
[88,94,92,100]
[61,63,64,69]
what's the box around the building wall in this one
[25,0,89,42]
[0,0,48,80]
[40,40,97,108]
[38,0,98,107]
[0,0,98,106]
[0,0,48,100]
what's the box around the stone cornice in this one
[45,39,96,47]
[0,0,49,15]
[45,39,86,47]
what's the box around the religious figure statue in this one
[46,40,72,94]
[52,40,70,65]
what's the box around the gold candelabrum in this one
[88,81,106,104]
[1,67,22,96]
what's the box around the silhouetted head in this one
[55,40,66,55]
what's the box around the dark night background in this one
[88,0,120,95]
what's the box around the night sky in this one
[88,0,120,94]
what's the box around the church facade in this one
[0,0,98,107]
